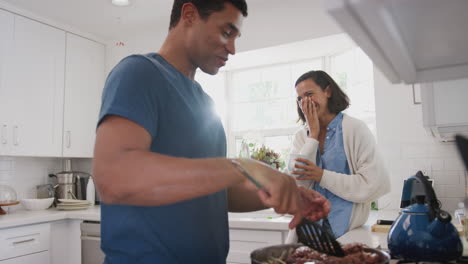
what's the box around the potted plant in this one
[248,144,285,170]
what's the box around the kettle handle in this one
[401,171,441,221]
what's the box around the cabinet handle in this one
[13,125,19,146]
[81,236,101,241]
[12,238,35,245]
[66,131,71,148]
[1,125,6,144]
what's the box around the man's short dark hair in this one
[169,0,248,29]
[295,70,350,124]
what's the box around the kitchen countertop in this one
[3,206,466,248]
[0,206,292,230]
[0,206,404,235]
[0,206,101,229]
[337,209,400,250]
[4,206,467,262]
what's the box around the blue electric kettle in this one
[388,171,463,262]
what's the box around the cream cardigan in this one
[286,114,390,240]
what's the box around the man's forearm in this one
[94,149,244,206]
[227,181,268,212]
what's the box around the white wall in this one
[374,68,467,213]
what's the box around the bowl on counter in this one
[21,198,54,211]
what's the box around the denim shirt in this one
[313,112,353,238]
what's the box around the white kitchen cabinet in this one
[50,219,81,264]
[63,33,105,157]
[227,229,286,264]
[0,251,49,264]
[3,15,65,157]
[0,9,14,156]
[0,223,50,264]
[421,78,468,142]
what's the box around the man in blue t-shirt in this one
[93,1,330,263]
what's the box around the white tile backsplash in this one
[0,155,93,214]
[401,143,432,159]
[0,156,62,213]
[72,158,93,173]
[432,170,462,185]
[444,157,466,171]
[375,67,467,213]
[444,185,465,198]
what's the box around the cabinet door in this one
[4,15,65,157]
[0,251,49,264]
[0,223,50,260]
[63,33,105,157]
[0,9,14,155]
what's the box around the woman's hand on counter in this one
[291,158,324,182]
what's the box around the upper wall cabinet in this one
[325,0,468,84]
[421,78,468,142]
[3,15,65,157]
[0,9,14,156]
[0,9,106,158]
[63,33,105,158]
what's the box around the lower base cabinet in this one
[0,223,50,264]
[1,251,49,264]
[227,229,288,264]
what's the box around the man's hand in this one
[300,97,320,139]
[289,187,330,229]
[238,159,303,215]
[236,159,330,229]
[292,157,324,182]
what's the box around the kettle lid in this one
[402,203,429,213]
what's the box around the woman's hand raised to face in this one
[301,97,320,139]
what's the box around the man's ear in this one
[181,2,198,26]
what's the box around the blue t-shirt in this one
[313,112,353,238]
[98,53,228,263]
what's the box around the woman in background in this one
[287,70,390,238]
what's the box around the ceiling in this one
[1,0,343,51]
[1,0,173,39]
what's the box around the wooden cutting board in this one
[371,224,391,233]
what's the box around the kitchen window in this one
[196,44,375,163]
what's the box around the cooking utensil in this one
[230,160,269,195]
[296,218,345,257]
[232,159,344,257]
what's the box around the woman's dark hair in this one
[295,70,350,124]
[169,0,248,29]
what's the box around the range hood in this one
[324,0,468,85]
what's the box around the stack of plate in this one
[57,199,93,210]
